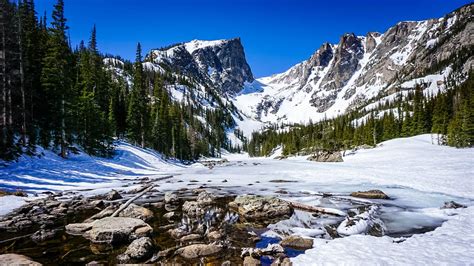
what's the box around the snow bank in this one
[0,142,181,194]
[292,207,474,265]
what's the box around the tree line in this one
[246,70,474,157]
[0,0,235,161]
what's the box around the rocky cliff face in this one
[234,3,473,125]
[147,38,254,95]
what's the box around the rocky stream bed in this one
[0,176,467,265]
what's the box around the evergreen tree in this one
[127,42,149,148]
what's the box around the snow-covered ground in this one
[1,135,473,264]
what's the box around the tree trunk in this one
[18,7,27,146]
[1,11,6,145]
[61,97,66,158]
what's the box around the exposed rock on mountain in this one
[148,38,254,94]
[234,3,473,126]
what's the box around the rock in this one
[85,206,116,222]
[118,204,154,222]
[207,230,223,241]
[164,192,179,204]
[182,201,205,217]
[280,236,313,250]
[175,244,223,259]
[242,244,285,257]
[337,205,385,237]
[271,257,291,266]
[196,191,216,206]
[229,195,293,221]
[150,247,177,262]
[180,234,202,242]
[442,201,467,209]
[243,256,261,265]
[163,212,175,220]
[65,223,93,235]
[307,150,343,162]
[106,190,122,201]
[31,229,58,242]
[0,254,42,266]
[168,228,188,239]
[90,200,105,208]
[350,190,390,199]
[67,217,153,245]
[117,237,154,262]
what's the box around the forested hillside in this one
[0,0,236,161]
[246,71,474,157]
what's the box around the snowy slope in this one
[0,142,182,194]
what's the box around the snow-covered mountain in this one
[234,3,473,125]
[104,3,472,140]
[147,38,254,95]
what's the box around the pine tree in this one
[40,0,72,158]
[127,42,149,148]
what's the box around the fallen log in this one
[285,200,346,216]
[111,185,155,217]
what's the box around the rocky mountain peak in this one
[309,42,334,67]
[148,37,253,95]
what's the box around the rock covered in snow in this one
[337,205,385,236]
[441,201,466,209]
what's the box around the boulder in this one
[207,230,223,241]
[196,191,216,206]
[0,254,41,265]
[106,190,122,201]
[164,192,179,204]
[280,236,313,250]
[350,190,389,199]
[229,195,293,221]
[118,204,154,222]
[182,201,205,217]
[66,217,152,245]
[117,237,154,262]
[307,151,343,162]
[31,229,59,243]
[175,244,222,259]
[180,234,202,242]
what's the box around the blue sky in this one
[35,0,471,77]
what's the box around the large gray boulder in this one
[307,151,343,162]
[66,217,153,245]
[229,195,293,221]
